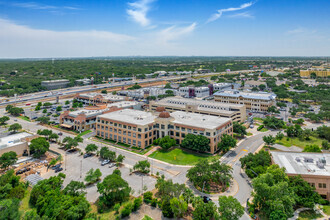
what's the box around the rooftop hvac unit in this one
[317,161,325,169]
[320,157,326,164]
[304,157,314,163]
[295,157,301,162]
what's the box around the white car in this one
[109,163,116,168]
[101,160,110,166]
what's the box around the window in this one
[128,132,131,136]
[133,133,136,138]
[181,127,185,131]
[319,183,327,188]
[161,125,165,129]
[138,134,141,139]
[206,132,210,136]
[138,128,141,132]
[123,125,127,129]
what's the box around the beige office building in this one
[96,109,233,154]
[300,69,330,78]
[272,151,330,200]
[214,90,276,112]
[149,97,246,122]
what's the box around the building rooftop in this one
[69,109,107,118]
[245,80,266,86]
[41,79,69,83]
[171,111,231,129]
[214,89,276,101]
[99,109,156,126]
[271,151,330,176]
[79,93,125,101]
[107,101,140,108]
[0,132,33,150]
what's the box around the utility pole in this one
[80,159,82,179]
[65,152,67,171]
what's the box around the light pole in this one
[80,159,82,179]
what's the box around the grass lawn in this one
[247,132,253,136]
[297,210,323,220]
[276,136,324,148]
[323,205,330,215]
[260,128,269,132]
[19,188,33,215]
[77,130,92,137]
[148,148,220,165]
[253,117,264,122]
[18,116,31,122]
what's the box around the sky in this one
[0,0,329,58]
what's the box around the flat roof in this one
[69,109,106,117]
[214,89,276,101]
[79,93,125,101]
[99,109,156,126]
[0,132,32,150]
[107,101,139,108]
[171,111,231,129]
[271,151,330,176]
[41,79,69,83]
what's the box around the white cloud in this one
[157,23,197,44]
[228,12,254,18]
[207,2,254,23]
[1,2,81,11]
[126,0,155,27]
[0,18,134,58]
[286,28,316,35]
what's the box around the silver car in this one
[101,160,110,166]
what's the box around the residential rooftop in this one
[214,89,276,100]
[0,132,33,150]
[271,151,330,176]
[99,109,156,126]
[170,111,231,129]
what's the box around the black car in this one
[51,164,61,170]
[58,132,63,136]
[55,167,63,173]
[67,149,77,153]
[83,153,93,158]
[201,196,212,203]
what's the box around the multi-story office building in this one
[179,86,210,98]
[214,89,276,112]
[300,69,330,78]
[212,83,236,91]
[271,151,330,200]
[96,109,233,154]
[41,79,70,90]
[149,97,246,122]
[74,93,126,105]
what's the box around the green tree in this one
[34,105,41,111]
[101,90,107,94]
[263,135,276,146]
[218,134,237,153]
[85,144,98,154]
[0,116,10,126]
[85,168,102,184]
[170,196,188,218]
[116,154,125,165]
[263,116,285,129]
[7,106,23,116]
[181,134,210,152]
[36,116,50,124]
[0,199,21,220]
[275,132,284,140]
[303,145,322,153]
[29,137,50,158]
[252,87,259,92]
[153,136,176,150]
[267,106,279,113]
[65,100,70,105]
[233,122,247,137]
[192,199,219,220]
[56,106,62,112]
[132,197,142,212]
[164,83,172,89]
[49,133,59,142]
[161,198,174,218]
[37,129,52,140]
[322,140,329,150]
[62,136,83,150]
[8,123,22,133]
[63,180,86,197]
[42,109,47,113]
[97,170,131,208]
[218,196,244,220]
[0,151,17,169]
[133,160,150,174]
[240,150,271,178]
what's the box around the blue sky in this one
[0,0,329,58]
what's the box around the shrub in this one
[257,125,264,131]
[143,191,153,204]
[133,197,142,212]
[161,198,174,218]
[113,203,121,214]
[120,203,133,218]
[151,198,158,207]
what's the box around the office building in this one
[41,79,70,90]
[300,69,330,78]
[96,109,233,153]
[75,78,92,85]
[0,132,37,156]
[214,89,276,112]
[271,151,330,200]
[179,86,210,98]
[149,97,246,122]
[74,93,126,105]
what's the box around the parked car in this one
[83,153,93,158]
[55,167,63,173]
[51,164,61,170]
[201,196,212,203]
[101,160,110,166]
[249,124,254,129]
[109,163,116,168]
[58,132,63,136]
[67,149,77,153]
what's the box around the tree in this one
[316,125,330,141]
[132,197,142,212]
[116,154,125,164]
[170,196,188,218]
[263,135,276,146]
[240,150,272,178]
[303,145,322,153]
[63,180,86,196]
[0,151,17,169]
[36,116,50,124]
[0,199,21,220]
[187,159,232,192]
[181,134,210,153]
[267,106,279,114]
[259,84,266,91]
[49,133,59,142]
[62,136,83,150]
[97,170,131,208]
[85,144,98,154]
[8,123,22,133]
[233,122,247,137]
[263,116,285,129]
[65,100,70,105]
[286,124,303,138]
[153,136,176,150]
[0,116,10,126]
[37,129,52,140]
[42,109,47,113]
[322,140,329,150]
[192,200,219,220]
[101,90,107,94]
[252,87,259,92]
[29,137,50,158]
[84,168,102,184]
[56,106,62,112]
[99,147,116,161]
[218,134,237,153]
[276,131,284,140]
[133,160,150,174]
[161,198,174,218]
[35,105,41,111]
[164,83,172,89]
[7,106,23,116]
[218,196,244,220]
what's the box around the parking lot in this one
[42,144,158,202]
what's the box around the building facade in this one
[300,69,330,78]
[149,97,246,122]
[74,93,126,105]
[0,132,37,156]
[95,109,233,154]
[41,79,70,90]
[214,90,276,112]
[178,87,210,98]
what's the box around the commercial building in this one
[244,80,267,89]
[271,151,330,200]
[214,89,276,112]
[96,109,233,153]
[300,69,330,78]
[59,101,140,131]
[75,78,92,85]
[41,79,70,90]
[212,83,236,91]
[0,132,37,156]
[117,87,177,99]
[149,97,246,122]
[74,93,126,105]
[178,86,210,98]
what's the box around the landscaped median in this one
[148,148,220,166]
[275,136,324,149]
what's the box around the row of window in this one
[97,119,152,132]
[309,182,327,189]
[97,131,153,147]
